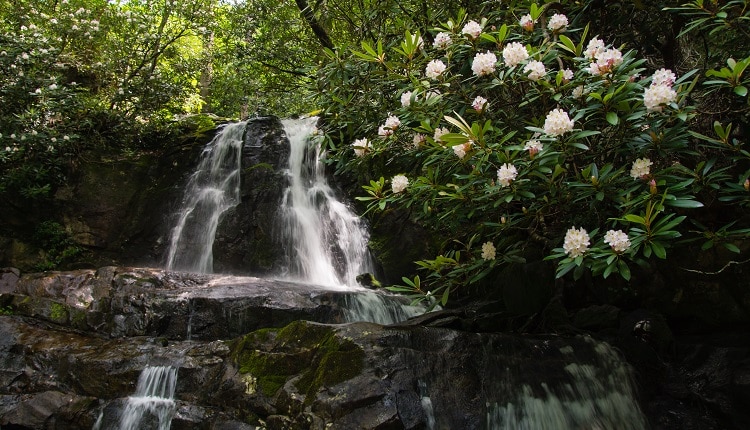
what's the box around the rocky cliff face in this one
[2,267,748,429]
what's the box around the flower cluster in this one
[472,96,488,112]
[351,138,370,157]
[585,37,623,76]
[378,115,401,137]
[543,108,575,136]
[496,163,518,187]
[453,142,472,159]
[519,14,535,31]
[502,42,529,67]
[462,20,482,39]
[644,68,678,112]
[391,174,409,193]
[433,32,452,50]
[604,230,631,253]
[524,60,546,81]
[563,227,590,258]
[401,91,413,107]
[524,139,543,156]
[472,51,497,77]
[547,13,568,32]
[433,127,449,142]
[425,59,447,79]
[481,242,496,260]
[630,158,653,179]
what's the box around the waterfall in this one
[165,122,245,273]
[484,340,647,430]
[279,117,374,287]
[278,118,424,324]
[118,366,178,430]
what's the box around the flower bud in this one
[649,179,657,195]
[744,178,750,191]
[590,175,598,185]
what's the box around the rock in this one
[0,267,20,294]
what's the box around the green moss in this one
[230,321,364,403]
[49,301,69,322]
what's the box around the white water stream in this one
[165,122,244,273]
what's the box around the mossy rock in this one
[230,321,365,404]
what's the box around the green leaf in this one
[606,112,619,125]
[651,241,667,259]
[664,199,704,208]
[441,288,450,306]
[734,86,748,97]
[618,260,631,281]
[723,242,741,253]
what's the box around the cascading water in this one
[92,365,178,430]
[279,117,373,287]
[278,118,424,324]
[165,122,245,273]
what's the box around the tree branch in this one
[294,0,334,50]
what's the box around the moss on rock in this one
[230,321,365,403]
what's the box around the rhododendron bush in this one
[315,3,750,306]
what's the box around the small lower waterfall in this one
[92,366,178,430]
[165,122,245,273]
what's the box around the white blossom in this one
[472,51,497,77]
[584,37,606,60]
[425,59,447,79]
[391,175,409,193]
[604,230,631,253]
[351,138,370,157]
[481,242,496,260]
[400,91,413,107]
[652,68,676,87]
[524,139,543,156]
[433,32,452,50]
[433,127,449,142]
[630,158,653,179]
[472,96,487,112]
[496,163,518,187]
[563,227,590,257]
[547,14,568,32]
[524,60,546,81]
[543,108,575,136]
[520,14,535,31]
[462,20,482,39]
[502,42,529,67]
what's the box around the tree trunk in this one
[294,0,334,50]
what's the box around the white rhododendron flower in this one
[462,20,482,39]
[643,84,677,112]
[412,133,425,148]
[351,138,370,157]
[481,242,496,260]
[496,163,518,187]
[630,158,653,179]
[425,59,447,79]
[433,127,449,142]
[587,48,623,76]
[604,230,631,253]
[652,68,676,87]
[453,142,471,159]
[584,37,606,60]
[391,175,409,193]
[547,14,568,32]
[503,42,529,67]
[544,108,575,136]
[472,96,488,112]
[520,14,535,31]
[524,60,546,81]
[400,91,413,107]
[384,115,401,130]
[563,227,590,258]
[472,51,497,77]
[433,32,452,50]
[524,139,543,156]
